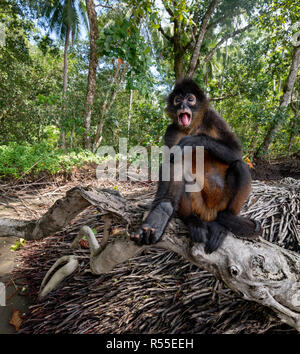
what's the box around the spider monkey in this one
[131,78,261,253]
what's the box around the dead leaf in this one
[244,157,254,169]
[79,239,89,249]
[111,227,126,236]
[10,308,23,331]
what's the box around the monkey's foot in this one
[131,201,173,245]
[205,221,227,254]
[185,215,208,244]
[217,211,261,239]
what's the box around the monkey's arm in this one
[164,124,181,148]
[178,134,241,164]
[131,127,185,245]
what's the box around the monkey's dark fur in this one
[131,78,261,253]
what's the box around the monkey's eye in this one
[187,94,196,105]
[174,96,182,105]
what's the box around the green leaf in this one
[10,238,26,251]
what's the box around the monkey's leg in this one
[178,192,226,253]
[217,160,261,238]
[183,214,208,244]
[205,221,228,254]
[131,163,185,245]
[184,215,227,254]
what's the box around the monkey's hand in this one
[131,201,173,245]
[177,134,241,165]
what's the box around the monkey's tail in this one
[216,210,261,238]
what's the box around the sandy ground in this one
[0,187,47,333]
[0,181,74,334]
[0,237,32,333]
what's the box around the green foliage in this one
[34,0,88,41]
[0,142,104,178]
[10,238,26,251]
[96,12,154,92]
[0,0,299,180]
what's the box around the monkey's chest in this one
[190,150,230,221]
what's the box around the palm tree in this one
[84,0,99,150]
[39,0,87,146]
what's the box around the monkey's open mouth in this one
[178,112,192,127]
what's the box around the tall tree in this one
[84,0,99,149]
[92,59,129,152]
[255,44,300,157]
[143,0,264,79]
[186,0,219,78]
[39,0,87,147]
[91,6,153,151]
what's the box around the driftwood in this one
[0,181,300,332]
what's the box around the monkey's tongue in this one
[181,113,191,126]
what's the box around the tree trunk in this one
[92,62,128,152]
[92,60,121,152]
[255,45,300,157]
[173,15,184,80]
[84,0,99,150]
[61,25,70,149]
[187,0,219,78]
[288,102,299,153]
[70,123,75,149]
[174,48,184,80]
[63,26,70,94]
[127,89,133,139]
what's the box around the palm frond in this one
[78,0,89,31]
[39,0,86,42]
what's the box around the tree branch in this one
[203,24,252,64]
[158,25,174,43]
[187,0,219,77]
[95,3,114,9]
[162,0,174,18]
[205,7,244,32]
[255,44,300,157]
[209,92,239,102]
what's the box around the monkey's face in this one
[166,79,208,131]
[167,92,200,130]
[173,93,197,128]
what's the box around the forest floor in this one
[251,154,300,180]
[0,156,299,333]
